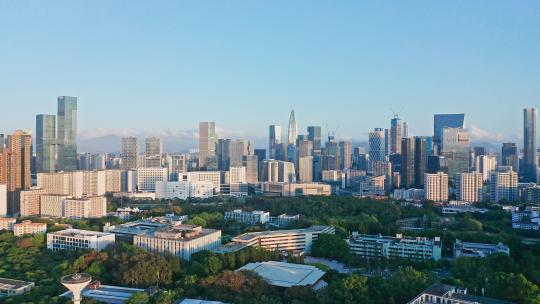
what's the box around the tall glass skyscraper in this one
[57,96,78,171]
[287,109,297,146]
[433,114,465,145]
[268,125,282,159]
[307,126,322,154]
[390,115,402,154]
[523,108,538,182]
[36,114,56,173]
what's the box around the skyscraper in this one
[400,138,415,188]
[145,137,163,157]
[339,141,352,170]
[390,115,402,154]
[307,126,322,155]
[6,130,32,215]
[369,128,386,162]
[523,108,538,182]
[199,122,217,169]
[121,137,140,170]
[433,114,465,146]
[57,96,78,171]
[268,125,282,159]
[36,114,56,173]
[287,110,297,146]
[441,127,470,179]
[501,143,519,172]
[414,136,427,188]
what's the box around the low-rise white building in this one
[453,239,509,258]
[0,278,35,297]
[224,209,270,225]
[47,229,115,252]
[348,232,442,261]
[512,206,540,230]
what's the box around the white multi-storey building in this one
[348,232,442,261]
[189,181,214,198]
[227,167,247,184]
[137,167,168,192]
[47,229,115,252]
[134,224,221,260]
[224,210,270,225]
[230,225,335,254]
[180,171,221,192]
[475,155,497,182]
[156,181,190,200]
[13,220,47,236]
[455,172,483,202]
[424,172,448,202]
[489,170,518,203]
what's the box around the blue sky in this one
[1,1,539,147]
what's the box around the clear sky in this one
[1,1,539,146]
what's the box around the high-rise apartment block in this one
[489,170,518,203]
[424,172,448,202]
[121,137,140,170]
[456,172,483,202]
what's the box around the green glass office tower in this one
[36,114,56,173]
[57,96,77,171]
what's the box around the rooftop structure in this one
[237,261,326,289]
[231,225,335,254]
[133,224,221,260]
[103,214,188,243]
[61,283,146,304]
[408,283,513,304]
[176,299,226,304]
[0,277,35,297]
[454,239,510,258]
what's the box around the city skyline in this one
[2,1,540,147]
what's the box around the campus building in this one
[230,225,335,254]
[47,229,115,252]
[348,232,442,261]
[133,224,221,260]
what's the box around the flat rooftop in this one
[0,278,34,290]
[61,285,145,304]
[177,299,226,304]
[51,229,113,238]
[233,225,332,241]
[236,261,326,288]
